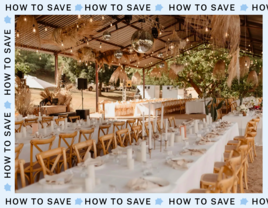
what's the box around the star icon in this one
[4,16,11,24]
[4,183,11,191]
[75,4,83,11]
[155,4,163,11]
[240,4,248,11]
[240,198,248,205]
[75,198,83,205]
[4,101,11,109]
[155,198,163,205]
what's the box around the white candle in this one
[170,133,175,146]
[154,118,157,133]
[165,119,168,141]
[85,177,94,192]
[194,120,198,133]
[141,141,146,162]
[136,149,142,162]
[87,165,95,186]
[203,118,206,124]
[39,112,41,117]
[161,106,164,129]
[181,128,185,140]
[64,118,68,128]
[127,147,132,160]
[149,122,152,149]
[127,159,134,170]
[142,112,145,136]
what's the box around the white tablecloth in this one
[17,122,239,193]
[185,99,210,114]
[222,113,262,146]
[134,102,162,116]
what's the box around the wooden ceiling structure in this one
[15,15,263,111]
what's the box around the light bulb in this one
[36,50,39,53]
[70,47,73,53]
[110,22,113,27]
[61,41,64,46]
[87,41,89,45]
[186,38,189,42]
[45,27,47,31]
[78,15,81,19]
[79,59,81,62]
[33,24,36,33]
[90,62,92,64]
[99,42,102,48]
[77,24,79,28]
[16,31,19,38]
[159,31,162,35]
[102,15,104,20]
[205,27,208,32]
[18,52,21,55]
[39,56,41,60]
[24,16,27,21]
[85,62,88,66]
[90,16,93,22]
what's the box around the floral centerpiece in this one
[237,104,248,116]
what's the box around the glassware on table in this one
[142,161,153,176]
[108,184,117,193]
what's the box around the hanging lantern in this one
[157,52,163,58]
[114,49,123,59]
[103,31,111,41]
[151,27,158,39]
[131,29,154,53]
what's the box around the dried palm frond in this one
[247,71,258,86]
[131,72,141,85]
[109,67,129,83]
[213,60,226,80]
[239,56,251,78]
[74,47,95,63]
[16,15,41,48]
[227,48,240,88]
[40,88,54,103]
[170,63,184,74]
[15,76,34,116]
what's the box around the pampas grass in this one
[54,84,73,112]
[40,88,53,103]
[131,72,141,85]
[16,15,41,48]
[239,56,251,78]
[227,48,240,88]
[15,76,34,116]
[213,60,226,80]
[247,71,258,86]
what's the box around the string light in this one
[36,50,39,53]
[45,26,47,31]
[24,16,27,21]
[18,51,21,56]
[61,40,64,46]
[186,38,189,42]
[16,30,20,38]
[33,24,36,33]
[39,56,42,60]
[85,62,88,66]
[77,24,79,28]
[102,15,105,20]
[99,42,102,48]
[90,16,93,22]
[110,22,113,27]
[79,59,81,62]
[70,47,73,53]
[205,27,208,32]
[78,15,81,19]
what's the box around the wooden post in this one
[143,68,145,99]
[54,53,58,86]
[95,62,99,113]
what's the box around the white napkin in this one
[180,148,206,156]
[127,178,160,190]
[166,158,193,169]
[77,156,103,167]
[44,172,73,185]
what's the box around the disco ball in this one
[103,31,111,41]
[114,49,123,59]
[131,30,154,53]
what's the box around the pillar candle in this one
[160,106,164,129]
[154,118,157,133]
[141,141,146,162]
[142,112,145,136]
[165,119,168,141]
[149,122,152,149]
[127,159,134,170]
[181,128,185,140]
[170,133,175,146]
[85,177,94,192]
[87,165,95,186]
[127,147,132,160]
[194,120,198,133]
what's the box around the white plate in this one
[127,177,171,193]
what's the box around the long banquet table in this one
[222,112,262,146]
[17,122,239,193]
[185,98,211,114]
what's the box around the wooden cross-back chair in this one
[97,133,116,156]
[40,116,53,128]
[113,121,125,133]
[168,117,177,128]
[187,189,210,193]
[58,131,78,169]
[73,139,97,164]
[55,118,65,126]
[98,124,111,139]
[126,119,136,132]
[24,136,56,184]
[78,128,94,142]
[15,143,24,160]
[69,116,80,123]
[131,125,142,143]
[15,121,24,133]
[36,147,67,176]
[216,109,223,120]
[215,175,237,193]
[136,118,143,126]
[238,145,249,190]
[24,118,38,127]
[15,159,26,190]
[116,128,132,147]
[200,165,236,193]
[230,102,236,112]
